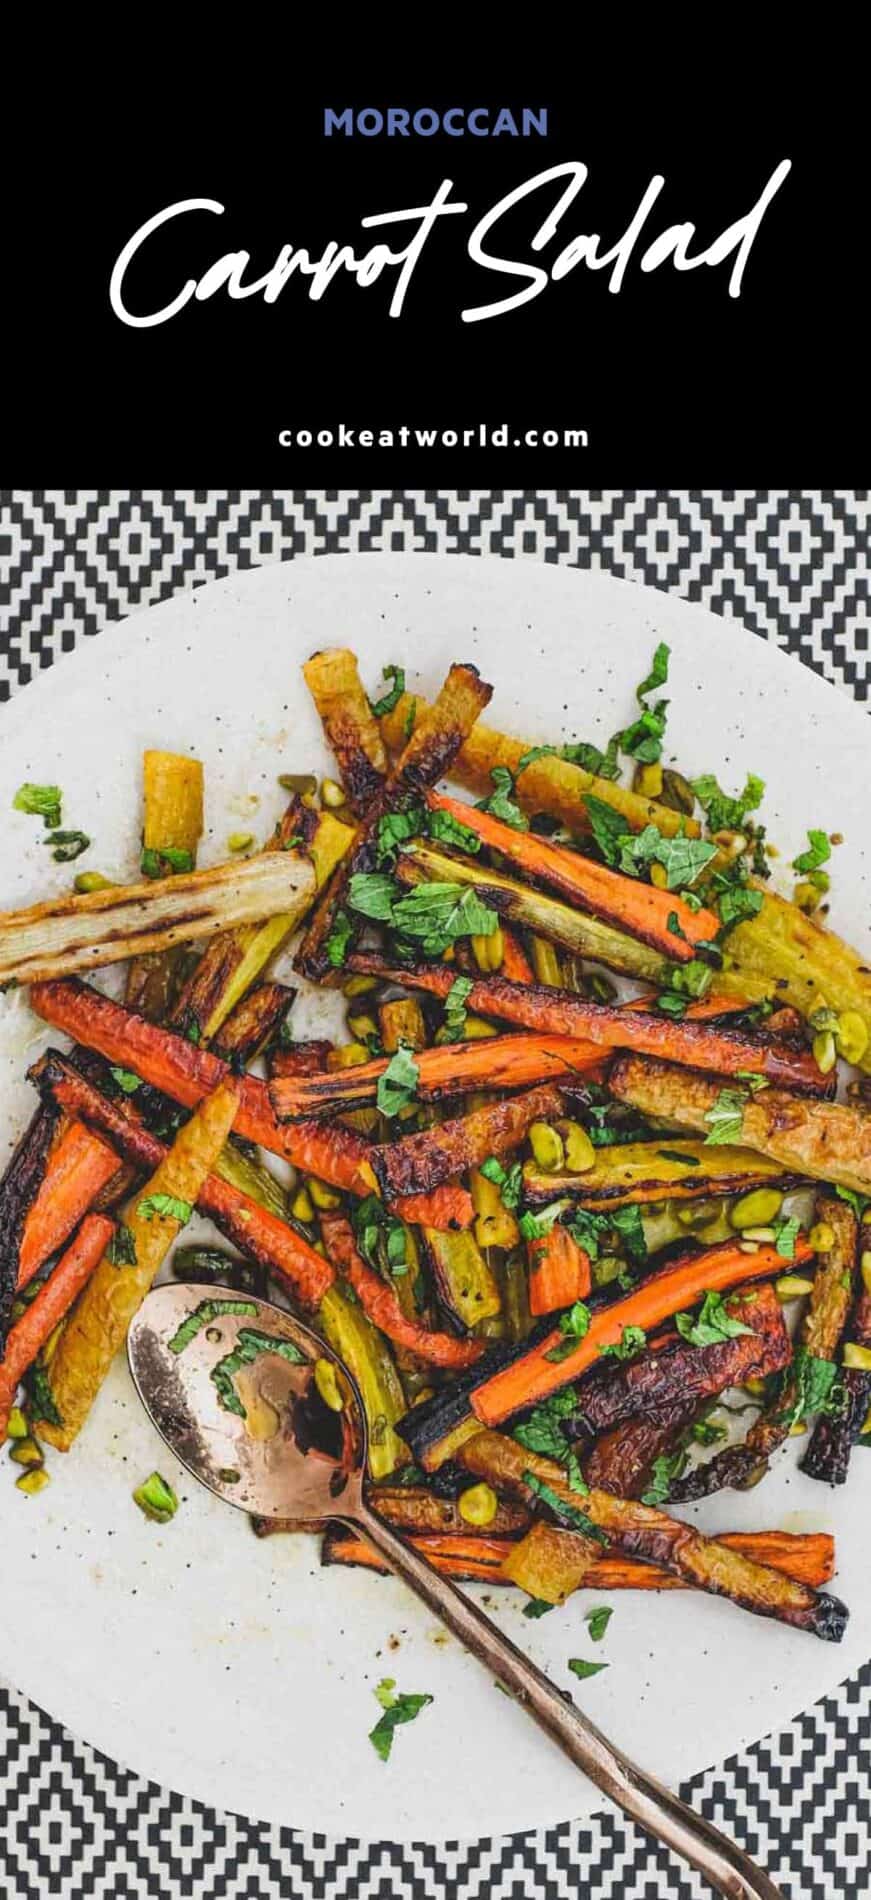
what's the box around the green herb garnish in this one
[351,1196,409,1278]
[109,1065,142,1095]
[211,1327,306,1418]
[703,1086,748,1145]
[793,828,832,892]
[107,1224,138,1267]
[567,1657,609,1681]
[369,664,406,719]
[523,1471,607,1543]
[523,1596,556,1618]
[692,771,765,836]
[585,1606,613,1642]
[368,1679,433,1762]
[13,783,63,829]
[435,974,474,1045]
[325,909,354,968]
[44,828,91,863]
[773,1345,845,1430]
[140,845,194,878]
[168,1297,259,1355]
[479,1154,523,1211]
[476,766,529,831]
[136,1193,194,1224]
[675,1290,754,1349]
[376,1042,420,1118]
[545,1299,592,1364]
[598,1324,648,1363]
[641,1449,688,1506]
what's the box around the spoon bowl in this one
[129,1281,786,1900]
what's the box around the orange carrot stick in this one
[271,1035,606,1120]
[28,979,464,1231]
[527,1223,591,1317]
[471,1236,815,1427]
[499,927,535,984]
[320,1215,485,1368]
[293,969,826,1103]
[0,1214,114,1438]
[18,1121,120,1291]
[323,1527,835,1591]
[427,789,721,960]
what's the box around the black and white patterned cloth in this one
[0,490,868,1900]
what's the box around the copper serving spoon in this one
[128,1284,786,1900]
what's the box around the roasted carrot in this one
[322,1525,835,1591]
[268,1040,336,1079]
[334,959,826,1095]
[30,1051,337,1310]
[427,790,722,960]
[296,662,493,982]
[609,1053,871,1200]
[211,982,295,1066]
[456,1430,847,1640]
[527,1223,591,1317]
[499,1520,836,1601]
[378,693,701,840]
[28,979,465,1230]
[17,1120,121,1292]
[320,1215,486,1367]
[470,1236,814,1427]
[0,1105,60,1345]
[270,1034,605,1121]
[499,927,535,985]
[371,1083,568,1202]
[0,1215,115,1440]
[303,647,390,815]
[323,1529,514,1581]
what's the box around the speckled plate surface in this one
[0,555,868,1841]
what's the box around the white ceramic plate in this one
[0,555,868,1842]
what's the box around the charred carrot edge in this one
[323,1529,514,1580]
[471,1235,815,1427]
[270,1033,605,1121]
[296,662,493,982]
[0,1214,115,1439]
[457,1430,848,1641]
[527,1224,591,1317]
[302,647,389,815]
[346,951,752,1024]
[499,927,535,985]
[322,1527,836,1591]
[319,1214,486,1367]
[428,789,721,961]
[211,981,296,1066]
[334,960,826,1096]
[575,1285,790,1439]
[28,979,463,1232]
[268,1040,336,1079]
[372,1083,570,1202]
[30,1051,335,1310]
[18,1120,121,1292]
[0,1105,61,1347]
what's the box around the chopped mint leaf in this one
[44,828,90,863]
[703,1086,748,1146]
[545,1299,592,1364]
[598,1323,647,1363]
[391,882,498,956]
[368,1680,433,1761]
[435,973,475,1045]
[107,1223,138,1267]
[524,1471,607,1543]
[376,1042,420,1118]
[675,1290,754,1349]
[13,783,63,829]
[585,1605,613,1642]
[773,1345,845,1429]
[476,765,529,831]
[140,845,194,878]
[369,664,406,718]
[479,1154,523,1210]
[325,909,354,968]
[137,1193,193,1225]
[641,1448,688,1506]
[110,1066,142,1095]
[692,771,765,836]
[523,1596,556,1619]
[348,871,399,922]
[567,1656,609,1680]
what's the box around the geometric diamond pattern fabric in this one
[0,488,868,1898]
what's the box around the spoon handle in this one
[351,1502,786,1900]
